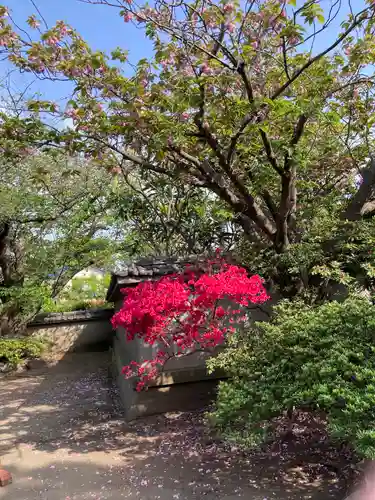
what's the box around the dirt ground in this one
[0,350,355,499]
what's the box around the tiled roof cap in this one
[106,255,211,302]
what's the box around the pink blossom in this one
[181,112,189,121]
[110,166,122,175]
[288,36,299,46]
[123,12,133,22]
[200,62,214,75]
[29,17,40,29]
[225,22,235,33]
[64,108,79,120]
[161,56,175,69]
[124,0,132,4]
[70,67,81,77]
[135,13,145,22]
[46,36,59,46]
[182,65,195,77]
[223,3,234,14]
[56,21,68,36]
[142,7,156,18]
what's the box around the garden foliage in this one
[209,297,375,459]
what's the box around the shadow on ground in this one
[0,349,355,499]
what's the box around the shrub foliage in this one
[0,338,45,367]
[209,297,375,458]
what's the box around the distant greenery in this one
[209,297,375,459]
[42,273,113,313]
[0,337,45,366]
[0,137,122,335]
[42,299,113,313]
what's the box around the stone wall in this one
[27,309,114,354]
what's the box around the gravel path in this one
[0,351,350,499]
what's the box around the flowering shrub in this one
[112,257,268,391]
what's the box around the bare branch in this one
[227,105,268,164]
[326,77,375,99]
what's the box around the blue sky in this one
[0,0,368,105]
[1,0,153,103]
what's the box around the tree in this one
[112,173,238,256]
[0,112,122,334]
[1,0,375,259]
[5,1,375,455]
[0,106,232,333]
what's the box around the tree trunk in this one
[0,222,26,336]
[342,158,375,220]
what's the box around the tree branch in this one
[325,77,375,99]
[275,114,308,251]
[227,105,268,164]
[341,157,375,221]
[285,114,308,171]
[237,61,254,103]
[259,129,284,176]
[282,36,291,81]
[272,7,372,100]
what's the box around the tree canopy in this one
[1,0,375,257]
[0,111,121,333]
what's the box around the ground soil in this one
[0,350,358,499]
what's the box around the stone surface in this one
[27,313,113,354]
[111,327,222,420]
[30,308,114,326]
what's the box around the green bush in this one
[208,297,375,458]
[42,298,113,313]
[0,338,45,366]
